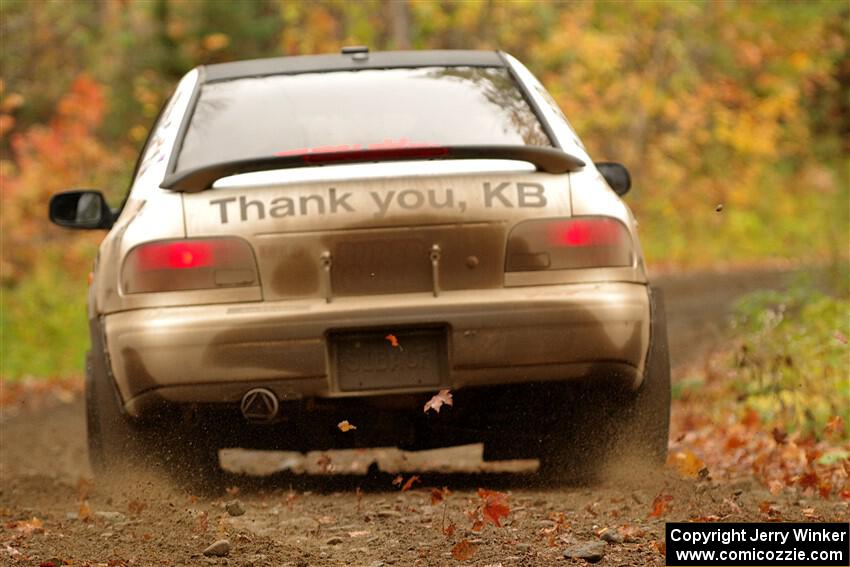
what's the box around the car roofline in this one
[200,50,505,83]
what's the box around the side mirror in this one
[49,190,114,229]
[595,162,631,196]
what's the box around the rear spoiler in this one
[160,145,585,192]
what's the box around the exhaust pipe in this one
[240,388,279,423]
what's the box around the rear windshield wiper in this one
[161,145,585,192]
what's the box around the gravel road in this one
[2,268,845,566]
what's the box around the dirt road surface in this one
[2,269,846,566]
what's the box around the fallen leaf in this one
[478,489,510,527]
[128,499,146,516]
[392,474,404,487]
[337,420,357,432]
[451,539,478,561]
[442,522,456,537]
[78,501,92,521]
[767,480,783,495]
[196,511,208,533]
[424,389,453,413]
[431,487,449,505]
[653,540,666,555]
[771,427,788,444]
[385,334,400,348]
[798,471,819,490]
[648,493,672,517]
[401,475,420,492]
[11,517,43,535]
[619,524,646,542]
[825,415,845,436]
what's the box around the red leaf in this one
[451,539,478,561]
[798,471,818,490]
[423,389,453,413]
[648,493,673,517]
[478,488,510,527]
[431,487,449,505]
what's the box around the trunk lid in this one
[181,163,571,300]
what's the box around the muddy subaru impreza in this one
[49,48,669,482]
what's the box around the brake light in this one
[547,218,623,247]
[506,217,633,272]
[122,237,258,294]
[135,241,214,270]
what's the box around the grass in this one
[727,274,849,438]
[1,262,90,381]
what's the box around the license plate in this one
[332,328,446,391]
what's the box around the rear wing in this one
[160,145,585,193]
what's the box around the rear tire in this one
[86,336,223,489]
[539,287,671,483]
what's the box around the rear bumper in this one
[104,282,650,417]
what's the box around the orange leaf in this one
[423,389,453,413]
[78,501,92,521]
[478,488,510,527]
[401,475,420,492]
[451,539,478,561]
[337,420,357,432]
[442,522,456,537]
[825,415,845,436]
[385,334,400,348]
[12,517,44,535]
[431,487,446,505]
[648,493,673,517]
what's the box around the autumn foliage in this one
[0,2,847,383]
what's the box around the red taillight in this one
[122,238,257,294]
[135,241,214,270]
[506,217,633,272]
[546,218,623,248]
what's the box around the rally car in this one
[49,48,670,483]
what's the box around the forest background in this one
[1,0,848,380]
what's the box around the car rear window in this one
[176,66,551,172]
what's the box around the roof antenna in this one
[341,46,369,61]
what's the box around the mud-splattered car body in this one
[50,49,670,480]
